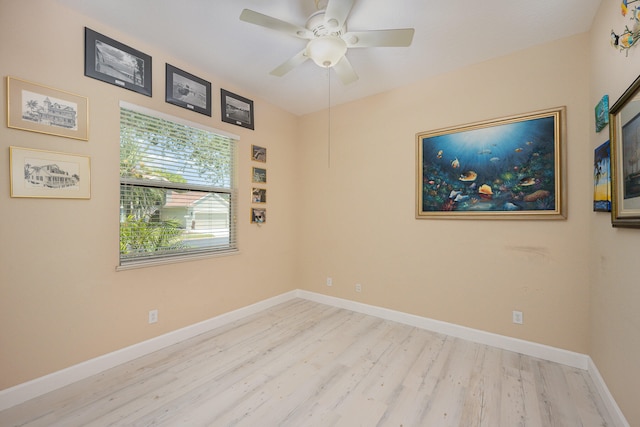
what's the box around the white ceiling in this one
[54,0,601,116]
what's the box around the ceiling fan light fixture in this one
[306,35,347,68]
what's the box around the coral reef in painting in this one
[421,116,557,213]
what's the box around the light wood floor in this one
[0,299,615,426]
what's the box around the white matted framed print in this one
[7,77,89,141]
[10,146,91,199]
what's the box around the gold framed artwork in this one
[10,146,91,199]
[610,73,640,227]
[251,144,266,162]
[252,166,267,183]
[251,207,266,223]
[416,107,566,220]
[252,187,266,203]
[7,77,89,141]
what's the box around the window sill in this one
[116,249,239,271]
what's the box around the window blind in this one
[119,105,238,266]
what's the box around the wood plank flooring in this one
[0,299,616,426]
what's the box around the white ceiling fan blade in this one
[333,56,358,85]
[324,0,355,31]
[344,28,415,47]
[270,49,309,77]
[240,9,312,39]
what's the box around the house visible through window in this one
[119,102,238,267]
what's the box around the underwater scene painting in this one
[417,108,564,218]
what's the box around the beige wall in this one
[589,1,640,425]
[0,1,299,389]
[297,34,593,354]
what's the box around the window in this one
[119,103,238,268]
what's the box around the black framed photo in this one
[165,64,211,116]
[84,27,152,97]
[221,89,254,130]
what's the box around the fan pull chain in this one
[327,67,331,169]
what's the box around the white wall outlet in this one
[326,277,333,287]
[148,309,158,324]
[355,283,362,293]
[512,310,523,325]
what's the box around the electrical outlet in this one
[355,283,362,293]
[149,309,158,324]
[326,277,333,287]
[512,310,523,325]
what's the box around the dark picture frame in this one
[165,64,211,116]
[610,73,640,227]
[84,27,152,97]
[221,89,254,130]
[416,107,566,220]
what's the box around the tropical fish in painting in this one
[526,141,533,146]
[454,194,469,202]
[478,184,493,198]
[515,148,523,153]
[451,158,460,168]
[519,177,536,186]
[489,157,500,163]
[437,149,443,159]
[459,171,478,182]
[478,148,492,155]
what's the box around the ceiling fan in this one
[239,0,415,85]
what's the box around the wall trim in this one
[0,289,628,427]
[587,357,630,427]
[0,290,298,412]
[295,290,589,369]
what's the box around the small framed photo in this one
[594,140,611,212]
[221,89,254,130]
[251,207,266,223]
[7,77,89,141]
[252,167,267,183]
[252,188,267,203]
[595,95,609,133]
[165,64,212,116]
[84,27,152,97]
[10,146,91,199]
[251,144,267,162]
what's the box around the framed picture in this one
[221,89,254,130]
[251,207,266,223]
[416,107,566,219]
[10,146,91,199]
[594,140,612,212]
[252,167,267,184]
[252,188,267,203]
[7,77,89,141]
[165,64,211,116]
[609,73,640,227]
[251,144,267,162]
[84,27,152,97]
[595,95,609,133]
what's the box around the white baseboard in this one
[0,290,298,412]
[587,357,630,427]
[0,289,628,427]
[295,290,589,369]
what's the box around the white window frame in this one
[117,102,239,270]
